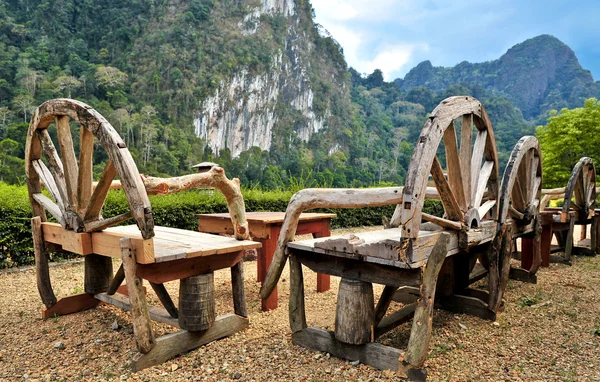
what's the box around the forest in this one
[0,0,594,189]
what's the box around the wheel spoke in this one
[78,126,94,215]
[32,193,66,226]
[84,160,117,222]
[528,154,540,204]
[478,200,496,218]
[473,160,494,209]
[421,212,462,230]
[431,156,462,221]
[38,129,70,210]
[31,159,65,215]
[56,116,79,207]
[511,173,526,212]
[460,114,473,208]
[470,130,487,204]
[531,176,542,205]
[443,122,466,211]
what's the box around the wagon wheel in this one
[392,96,499,252]
[25,99,155,239]
[563,157,596,223]
[490,136,542,311]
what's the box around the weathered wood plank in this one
[84,211,133,232]
[404,233,449,368]
[443,123,466,211]
[430,156,463,221]
[78,126,94,215]
[95,292,178,327]
[473,161,494,209]
[41,221,93,254]
[84,160,116,222]
[32,216,57,308]
[230,260,247,318]
[37,130,69,213]
[131,314,248,372]
[149,282,178,319]
[32,193,66,227]
[289,254,307,333]
[460,114,473,207]
[421,212,463,230]
[375,303,416,338]
[374,286,398,328]
[121,238,155,354]
[31,159,65,217]
[107,263,125,295]
[41,293,100,319]
[470,130,488,203]
[56,115,79,208]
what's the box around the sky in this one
[311,0,600,81]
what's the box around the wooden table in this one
[197,211,337,311]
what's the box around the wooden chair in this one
[539,157,599,264]
[25,99,261,371]
[258,96,543,378]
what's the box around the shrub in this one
[0,183,442,267]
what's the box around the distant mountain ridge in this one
[397,35,599,120]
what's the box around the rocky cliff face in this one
[194,0,345,157]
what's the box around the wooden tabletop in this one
[196,211,337,224]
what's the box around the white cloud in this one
[362,44,426,80]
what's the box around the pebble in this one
[459,323,468,330]
[171,364,178,372]
[351,360,360,366]
[233,372,242,379]
[493,322,500,327]
[0,351,3,359]
[53,342,65,350]
[112,320,119,331]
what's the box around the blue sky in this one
[311,0,600,81]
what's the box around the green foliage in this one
[537,98,600,187]
[0,182,442,268]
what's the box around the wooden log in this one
[179,273,215,331]
[84,211,132,232]
[121,238,155,354]
[32,216,57,308]
[84,254,113,294]
[374,286,398,327]
[230,260,247,318]
[404,232,450,368]
[289,254,307,333]
[375,303,416,338]
[42,293,100,319]
[421,212,462,230]
[292,327,426,380]
[56,115,79,210]
[141,167,249,240]
[509,267,537,283]
[107,263,125,295]
[149,282,178,319]
[334,278,374,345]
[132,314,249,372]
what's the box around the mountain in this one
[398,35,599,121]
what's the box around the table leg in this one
[258,226,280,311]
[540,222,552,267]
[521,237,534,271]
[312,225,331,293]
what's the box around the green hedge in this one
[0,183,442,268]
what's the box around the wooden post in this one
[540,221,552,267]
[289,254,307,333]
[521,238,534,271]
[334,278,374,345]
[259,226,280,311]
[32,216,57,308]
[230,259,247,317]
[592,214,600,253]
[404,232,450,368]
[84,254,113,294]
[564,218,575,261]
[374,286,398,327]
[179,273,215,331]
[121,238,155,354]
[107,263,125,295]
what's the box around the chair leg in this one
[231,257,247,317]
[120,238,155,354]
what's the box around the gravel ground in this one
[0,226,599,381]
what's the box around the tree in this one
[94,66,128,90]
[53,75,82,98]
[537,98,600,187]
[12,94,35,121]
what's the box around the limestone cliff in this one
[193,0,347,156]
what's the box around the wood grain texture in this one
[131,314,248,372]
[42,293,100,319]
[289,254,307,333]
[404,232,450,368]
[230,260,247,317]
[334,278,374,345]
[78,126,94,215]
[32,216,57,308]
[121,238,155,354]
